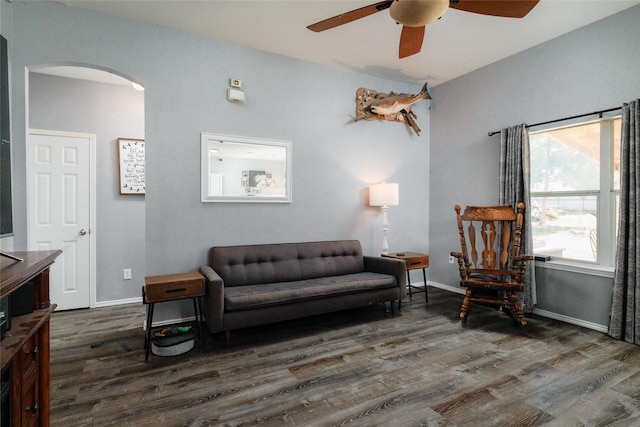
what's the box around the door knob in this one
[79,229,88,236]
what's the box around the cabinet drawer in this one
[21,370,39,427]
[382,252,430,271]
[20,334,39,380]
[144,272,205,303]
[405,257,429,270]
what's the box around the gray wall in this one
[4,2,429,318]
[29,73,145,303]
[429,6,640,328]
[0,1,14,252]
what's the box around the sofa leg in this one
[224,330,231,347]
[390,300,396,316]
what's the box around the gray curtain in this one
[609,99,640,345]
[499,124,535,312]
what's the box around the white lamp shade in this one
[369,182,399,207]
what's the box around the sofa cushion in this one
[211,243,303,286]
[224,272,396,311]
[210,240,365,287]
[296,240,365,280]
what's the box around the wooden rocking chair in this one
[451,203,533,326]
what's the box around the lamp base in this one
[381,206,390,254]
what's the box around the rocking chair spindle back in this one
[451,203,533,326]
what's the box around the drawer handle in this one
[409,261,422,265]
[166,288,187,293]
[25,403,39,412]
[24,347,39,355]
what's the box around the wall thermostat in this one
[227,88,245,103]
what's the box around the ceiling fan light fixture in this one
[389,0,449,27]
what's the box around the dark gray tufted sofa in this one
[199,240,407,345]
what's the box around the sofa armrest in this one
[199,265,225,332]
[363,256,407,298]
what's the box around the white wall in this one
[429,5,640,328]
[6,1,430,319]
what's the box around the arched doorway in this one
[27,65,145,310]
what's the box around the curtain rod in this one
[487,106,622,137]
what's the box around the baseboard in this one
[428,281,608,333]
[427,281,466,295]
[92,297,197,330]
[94,297,142,308]
[532,308,608,333]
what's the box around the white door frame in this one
[27,128,97,308]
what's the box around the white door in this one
[27,129,95,310]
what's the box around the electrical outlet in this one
[123,269,132,280]
[449,255,455,264]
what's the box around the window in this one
[529,117,620,266]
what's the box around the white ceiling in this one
[54,0,640,87]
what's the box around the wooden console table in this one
[382,252,430,304]
[1,250,61,427]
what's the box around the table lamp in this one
[369,182,399,254]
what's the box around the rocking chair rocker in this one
[451,203,533,326]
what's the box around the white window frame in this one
[529,115,620,274]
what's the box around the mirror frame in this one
[201,132,292,203]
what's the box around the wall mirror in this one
[201,132,292,203]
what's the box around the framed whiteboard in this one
[118,138,145,194]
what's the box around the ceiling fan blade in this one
[307,1,393,32]
[399,25,425,59]
[449,0,539,18]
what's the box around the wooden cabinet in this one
[15,332,40,427]
[1,250,61,427]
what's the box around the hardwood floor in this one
[49,288,640,426]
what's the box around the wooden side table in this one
[143,271,205,362]
[382,252,430,304]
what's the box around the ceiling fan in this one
[307,0,539,59]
